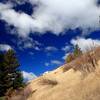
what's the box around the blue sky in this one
[0,0,100,81]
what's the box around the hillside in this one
[10,47,100,100]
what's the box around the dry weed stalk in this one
[40,78,58,86]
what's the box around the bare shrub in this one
[21,86,33,99]
[73,46,100,74]
[87,52,97,68]
[40,78,58,86]
[9,86,33,100]
[73,54,95,73]
[63,63,73,72]
[66,53,75,63]
[83,42,100,67]
[65,45,82,64]
[5,87,16,99]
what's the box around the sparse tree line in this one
[0,49,24,98]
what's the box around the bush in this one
[5,87,14,97]
[73,44,82,57]
[65,45,82,63]
[66,53,75,63]
[63,64,72,72]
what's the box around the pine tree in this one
[0,53,6,96]
[0,49,24,96]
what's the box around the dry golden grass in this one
[27,61,100,100]
[10,47,100,100]
[63,47,100,74]
[39,78,58,86]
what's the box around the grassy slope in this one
[11,47,100,100]
[27,61,100,100]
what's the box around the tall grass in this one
[63,46,100,75]
[39,78,58,86]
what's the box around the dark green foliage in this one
[13,70,24,89]
[0,53,6,96]
[0,49,24,96]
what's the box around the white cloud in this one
[51,60,62,65]
[0,3,12,10]
[71,38,100,52]
[22,71,37,82]
[45,62,50,66]
[45,46,58,51]
[34,46,40,51]
[24,42,33,48]
[43,71,50,75]
[0,44,12,51]
[61,44,72,60]
[45,60,62,67]
[61,45,70,52]
[0,9,34,38]
[0,0,100,37]
[17,38,41,50]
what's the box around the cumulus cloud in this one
[71,38,100,52]
[17,37,41,50]
[0,0,100,37]
[22,71,37,82]
[0,3,12,10]
[0,8,34,37]
[0,44,12,51]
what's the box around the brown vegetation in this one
[9,85,33,100]
[9,46,100,100]
[65,45,82,63]
[39,78,58,86]
[63,47,100,75]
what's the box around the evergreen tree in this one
[0,53,6,96]
[0,49,24,96]
[13,70,24,89]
